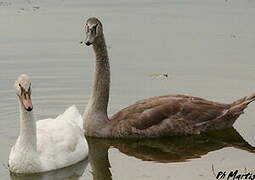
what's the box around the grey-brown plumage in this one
[83,17,255,138]
[108,94,255,137]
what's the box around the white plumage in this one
[9,75,88,174]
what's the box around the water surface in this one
[1,0,255,179]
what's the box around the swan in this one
[83,17,255,138]
[8,74,88,174]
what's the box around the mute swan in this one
[83,17,255,138]
[9,74,88,174]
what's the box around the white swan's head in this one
[84,17,103,46]
[15,74,33,111]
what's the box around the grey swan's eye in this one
[93,24,98,31]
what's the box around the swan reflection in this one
[10,159,88,180]
[87,128,255,180]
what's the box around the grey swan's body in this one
[83,17,255,138]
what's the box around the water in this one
[0,0,255,179]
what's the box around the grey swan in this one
[83,17,255,138]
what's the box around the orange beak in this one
[21,92,33,111]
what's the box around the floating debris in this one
[17,6,40,13]
[230,34,236,38]
[149,73,168,79]
[0,1,12,6]
[33,6,40,10]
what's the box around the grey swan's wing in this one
[110,94,233,135]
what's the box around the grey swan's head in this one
[84,17,103,46]
[14,74,33,112]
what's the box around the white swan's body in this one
[9,75,88,174]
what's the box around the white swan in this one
[8,74,88,174]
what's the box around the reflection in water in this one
[10,159,88,180]
[87,128,255,180]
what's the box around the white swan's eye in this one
[19,85,25,92]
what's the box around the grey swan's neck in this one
[83,34,111,136]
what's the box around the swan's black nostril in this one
[85,41,92,46]
[26,107,33,111]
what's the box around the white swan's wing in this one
[55,105,84,130]
[36,105,88,171]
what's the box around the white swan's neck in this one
[8,100,41,173]
[84,35,110,135]
[18,102,37,151]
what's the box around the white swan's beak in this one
[21,92,33,111]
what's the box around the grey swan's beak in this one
[79,40,92,46]
[85,41,92,46]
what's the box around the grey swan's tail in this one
[230,92,255,115]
